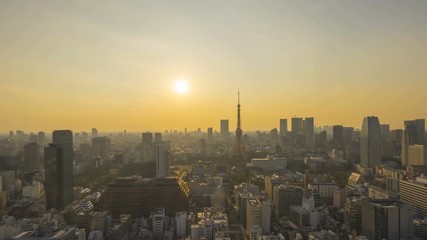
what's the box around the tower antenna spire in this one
[238,89,240,105]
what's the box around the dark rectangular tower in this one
[52,130,74,208]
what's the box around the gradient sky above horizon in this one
[1,1,427,132]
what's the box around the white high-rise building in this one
[152,208,165,240]
[246,194,271,235]
[360,116,382,169]
[175,212,187,238]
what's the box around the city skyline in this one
[1,1,427,131]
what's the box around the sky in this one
[1,1,427,132]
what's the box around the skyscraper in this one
[333,125,344,148]
[152,208,165,240]
[360,116,382,169]
[52,130,74,207]
[155,143,169,178]
[92,136,111,160]
[44,144,71,210]
[303,117,315,148]
[141,132,154,162]
[233,92,245,155]
[343,127,354,145]
[220,119,229,137]
[361,199,411,240]
[279,119,288,136]
[291,117,303,134]
[402,119,425,167]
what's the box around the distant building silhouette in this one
[333,125,344,148]
[360,116,382,169]
[92,136,111,161]
[220,119,229,137]
[279,119,288,136]
[303,117,315,148]
[291,117,303,134]
[141,132,154,162]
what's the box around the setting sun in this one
[174,80,189,94]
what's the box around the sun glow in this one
[174,80,189,94]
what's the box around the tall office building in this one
[23,142,41,170]
[141,132,154,162]
[220,120,229,137]
[52,130,74,207]
[79,143,91,161]
[44,144,69,210]
[274,185,304,217]
[152,208,165,240]
[279,119,288,136]
[155,143,169,178]
[344,197,362,235]
[402,119,425,167]
[175,212,187,238]
[343,127,354,145]
[333,125,344,148]
[303,117,315,148]
[360,116,382,169]
[316,130,327,147]
[246,194,271,235]
[92,137,111,159]
[291,118,303,134]
[361,199,411,240]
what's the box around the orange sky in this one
[1,1,426,132]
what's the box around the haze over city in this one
[2,1,427,240]
[1,1,427,132]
